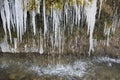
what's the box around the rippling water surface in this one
[0,54,120,80]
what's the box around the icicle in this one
[14,38,17,52]
[53,9,59,48]
[31,10,36,35]
[64,3,68,25]
[104,21,110,46]
[15,0,24,42]
[11,1,16,30]
[85,0,97,55]
[1,7,7,36]
[98,0,103,19]
[43,0,47,36]
[23,0,28,32]
[39,32,44,54]
[58,26,62,53]
[4,0,12,42]
[74,1,81,26]
[112,8,118,33]
[75,0,78,25]
[77,5,81,26]
[8,0,15,31]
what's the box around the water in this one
[0,53,120,80]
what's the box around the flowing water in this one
[0,53,120,80]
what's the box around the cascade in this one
[0,0,119,55]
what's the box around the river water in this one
[0,53,120,80]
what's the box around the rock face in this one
[94,27,120,57]
[0,0,119,57]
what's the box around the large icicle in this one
[53,9,59,48]
[74,0,81,26]
[23,0,28,32]
[52,9,62,53]
[85,0,97,55]
[43,0,47,36]
[4,0,12,42]
[15,0,24,42]
[31,10,36,35]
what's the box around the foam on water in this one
[0,56,120,79]
[94,57,120,64]
[0,57,92,78]
[29,61,89,77]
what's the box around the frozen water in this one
[85,0,97,55]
